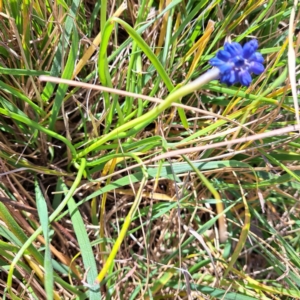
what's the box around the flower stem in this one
[171,68,220,100]
[76,68,221,158]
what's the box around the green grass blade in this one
[49,27,79,131]
[0,107,76,158]
[6,158,87,296]
[35,178,53,300]
[60,182,101,299]
[41,0,80,101]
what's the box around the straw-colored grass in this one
[0,0,299,299]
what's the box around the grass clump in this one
[0,0,300,299]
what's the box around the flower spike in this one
[209,39,265,86]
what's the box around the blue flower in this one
[209,39,265,86]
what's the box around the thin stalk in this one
[76,68,220,158]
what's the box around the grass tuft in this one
[0,0,300,299]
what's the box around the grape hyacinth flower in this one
[209,39,265,86]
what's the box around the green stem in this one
[77,68,220,158]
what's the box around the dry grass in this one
[0,0,299,299]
